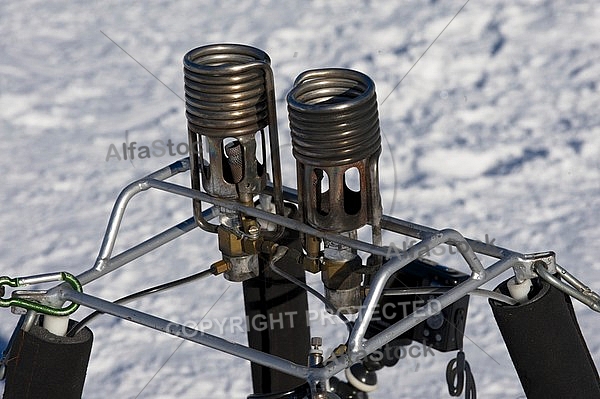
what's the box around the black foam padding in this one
[243,224,310,394]
[3,320,93,399]
[490,278,600,399]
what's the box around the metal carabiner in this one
[535,262,600,313]
[0,272,82,316]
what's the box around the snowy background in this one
[1,0,599,398]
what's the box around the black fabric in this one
[490,278,600,399]
[3,320,93,399]
[243,228,311,394]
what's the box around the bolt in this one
[311,336,322,349]
[308,337,324,368]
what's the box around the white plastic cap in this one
[507,277,533,303]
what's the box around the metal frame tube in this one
[18,160,562,386]
[59,287,312,380]
[92,159,191,273]
[76,159,219,286]
[360,255,517,356]
[146,179,391,257]
[347,229,487,354]
[57,253,520,382]
[381,214,518,259]
[281,185,519,260]
[77,214,215,285]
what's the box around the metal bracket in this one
[513,251,557,283]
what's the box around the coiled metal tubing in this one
[287,68,382,232]
[183,44,284,231]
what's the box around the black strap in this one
[446,350,476,399]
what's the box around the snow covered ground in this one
[0,0,598,397]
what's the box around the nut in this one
[247,224,260,237]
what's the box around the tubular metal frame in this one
[9,157,597,388]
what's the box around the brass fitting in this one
[211,259,229,275]
[321,257,362,291]
[303,234,322,273]
[303,257,321,274]
[321,255,362,314]
[217,226,245,258]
